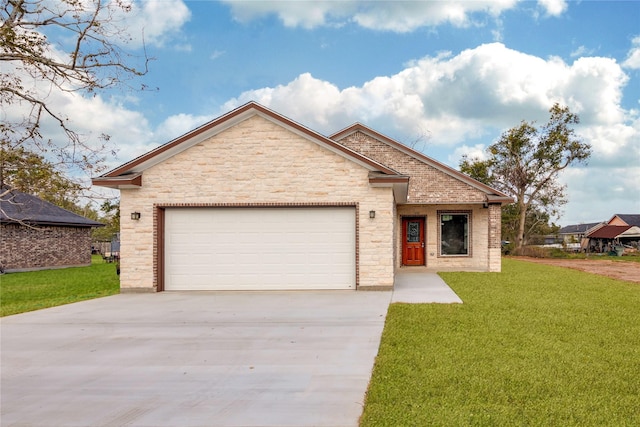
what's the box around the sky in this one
[18,0,640,226]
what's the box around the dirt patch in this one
[512,257,640,284]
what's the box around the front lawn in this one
[361,258,640,426]
[0,255,120,317]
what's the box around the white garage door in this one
[164,207,356,291]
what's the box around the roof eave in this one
[1,219,104,227]
[368,173,409,203]
[92,174,142,189]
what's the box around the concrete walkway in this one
[392,270,463,303]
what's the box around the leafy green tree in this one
[91,198,120,242]
[0,143,82,206]
[460,104,591,250]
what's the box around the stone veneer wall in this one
[0,224,92,271]
[119,115,396,291]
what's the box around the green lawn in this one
[361,258,640,426]
[0,255,120,317]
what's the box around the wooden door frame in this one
[401,216,426,266]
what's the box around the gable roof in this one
[608,214,640,227]
[586,225,635,239]
[93,102,407,190]
[330,123,513,203]
[0,188,103,227]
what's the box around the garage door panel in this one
[164,207,355,290]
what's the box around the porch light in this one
[369,210,376,219]
[131,212,141,220]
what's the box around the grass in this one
[0,255,120,317]
[361,258,640,426]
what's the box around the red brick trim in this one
[152,202,360,292]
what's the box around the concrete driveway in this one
[1,291,391,427]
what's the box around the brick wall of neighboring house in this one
[337,130,503,272]
[119,114,396,291]
[0,224,92,271]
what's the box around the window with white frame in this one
[439,212,470,256]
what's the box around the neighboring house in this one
[559,214,640,253]
[585,225,640,253]
[558,222,603,244]
[607,214,640,227]
[0,188,104,272]
[92,102,512,292]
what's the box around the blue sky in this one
[26,0,640,226]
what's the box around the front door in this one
[402,217,425,266]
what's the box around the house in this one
[557,222,603,246]
[559,214,640,253]
[0,188,104,272]
[585,225,640,254]
[607,214,640,227]
[92,102,512,292]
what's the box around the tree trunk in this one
[515,200,528,249]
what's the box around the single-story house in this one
[585,225,640,254]
[607,214,640,227]
[92,102,512,292]
[559,214,640,253]
[558,222,603,244]
[0,188,104,272]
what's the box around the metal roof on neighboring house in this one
[0,188,104,227]
[586,225,632,239]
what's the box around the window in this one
[440,212,470,256]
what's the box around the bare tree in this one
[0,0,151,199]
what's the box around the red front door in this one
[402,217,425,266]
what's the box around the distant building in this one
[0,188,103,272]
[558,222,603,244]
[607,214,640,227]
[559,214,640,254]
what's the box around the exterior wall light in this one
[369,210,376,219]
[131,212,141,220]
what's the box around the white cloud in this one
[210,50,226,60]
[114,0,192,48]
[224,43,631,149]
[222,0,521,31]
[154,113,212,142]
[570,45,595,58]
[449,144,490,168]
[622,36,640,69]
[537,0,568,17]
[560,165,640,224]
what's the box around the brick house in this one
[0,189,103,272]
[92,102,512,292]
